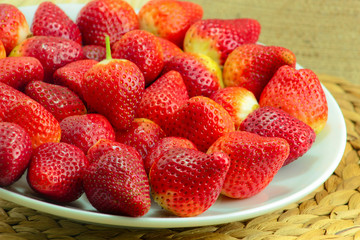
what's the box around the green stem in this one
[105,35,112,60]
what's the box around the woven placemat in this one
[0,74,359,240]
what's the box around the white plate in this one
[0,4,347,229]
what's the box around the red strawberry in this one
[25,81,86,122]
[162,52,223,97]
[82,45,106,62]
[138,0,203,47]
[135,70,189,130]
[0,122,32,187]
[0,83,61,149]
[53,59,98,101]
[184,18,261,66]
[240,106,316,166]
[149,147,230,217]
[76,0,139,46]
[144,136,197,174]
[157,37,183,64]
[0,56,44,91]
[210,87,259,130]
[0,40,6,58]
[0,4,30,55]
[31,2,82,44]
[9,36,84,82]
[60,114,115,153]
[112,30,164,85]
[83,150,151,217]
[27,142,89,203]
[82,36,145,130]
[207,131,290,199]
[87,139,142,164]
[259,65,328,134]
[163,96,235,152]
[115,118,166,159]
[223,44,296,99]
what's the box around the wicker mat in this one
[0,74,359,240]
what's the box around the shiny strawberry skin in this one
[115,118,166,159]
[1,83,61,149]
[157,37,183,64]
[82,59,145,130]
[76,0,139,46]
[0,56,44,91]
[31,2,82,44]
[0,122,32,187]
[83,150,151,217]
[135,70,189,130]
[240,106,316,166]
[163,96,235,152]
[112,30,164,85]
[27,142,89,203]
[207,131,290,199]
[162,52,222,97]
[138,0,203,47]
[82,45,106,62]
[144,136,197,174]
[60,114,115,154]
[259,65,328,134]
[25,81,87,122]
[9,36,84,82]
[184,18,261,66]
[0,4,30,55]
[149,147,230,217]
[223,44,296,99]
[53,59,98,101]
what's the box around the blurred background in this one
[4,0,360,84]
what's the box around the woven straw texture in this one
[0,74,357,240]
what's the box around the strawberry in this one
[207,131,290,199]
[115,118,166,159]
[25,81,87,122]
[82,36,145,130]
[138,0,203,47]
[27,142,89,203]
[60,114,115,153]
[83,149,151,217]
[259,65,328,134]
[31,1,82,44]
[82,45,106,62]
[184,18,261,66]
[149,147,230,217]
[162,52,223,97]
[135,70,189,130]
[9,36,84,82]
[87,139,142,164]
[210,87,259,130]
[157,37,183,64]
[223,44,296,99]
[0,56,44,91]
[144,136,197,174]
[112,30,164,85]
[0,122,32,187]
[53,59,98,101]
[76,0,139,46]
[162,96,235,152]
[0,4,30,55]
[0,40,6,58]
[240,106,316,166]
[0,82,61,149]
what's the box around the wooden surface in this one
[3,0,360,84]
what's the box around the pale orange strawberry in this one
[223,44,296,99]
[0,4,30,55]
[0,40,6,58]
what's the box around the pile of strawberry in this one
[0,0,328,218]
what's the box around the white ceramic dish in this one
[0,4,347,229]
